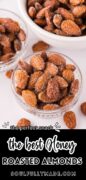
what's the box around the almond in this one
[0,18,20,33]
[80,102,86,115]
[70,0,85,6]
[14,70,29,89]
[28,6,36,18]
[43,104,59,110]
[17,118,31,127]
[61,20,81,36]
[54,75,68,89]
[45,62,58,76]
[47,78,60,101]
[60,95,74,106]
[32,41,49,52]
[18,60,33,74]
[48,53,66,66]
[53,14,63,28]
[64,111,76,129]
[38,90,57,103]
[66,64,76,71]
[18,29,26,41]
[57,8,74,21]
[35,72,51,93]
[31,54,45,70]
[62,69,74,82]
[28,71,43,89]
[22,90,37,107]
[72,5,86,17]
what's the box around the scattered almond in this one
[17,118,31,127]
[64,111,76,129]
[32,41,49,52]
[80,102,86,115]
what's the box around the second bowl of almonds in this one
[0,9,29,72]
[18,0,86,49]
[12,51,82,119]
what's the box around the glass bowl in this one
[0,9,29,72]
[12,51,82,119]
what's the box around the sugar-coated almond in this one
[47,78,61,101]
[43,104,59,110]
[22,90,37,107]
[45,62,58,76]
[54,76,68,89]
[48,53,66,66]
[31,54,45,70]
[38,90,58,103]
[35,72,51,93]
[62,69,74,82]
[61,20,81,36]
[14,70,29,89]
[28,71,43,89]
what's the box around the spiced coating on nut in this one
[28,71,43,89]
[47,78,61,101]
[43,104,59,110]
[35,72,51,93]
[31,55,45,70]
[14,70,29,89]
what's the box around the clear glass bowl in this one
[12,51,82,119]
[0,9,29,72]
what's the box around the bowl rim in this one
[0,8,29,70]
[18,0,86,42]
[11,51,82,116]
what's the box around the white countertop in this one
[0,0,86,129]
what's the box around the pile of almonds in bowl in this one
[0,18,26,63]
[27,0,86,36]
[12,51,82,119]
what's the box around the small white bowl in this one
[18,0,86,50]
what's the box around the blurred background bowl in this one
[18,0,86,50]
[0,9,29,72]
